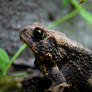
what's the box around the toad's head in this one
[20,23,57,61]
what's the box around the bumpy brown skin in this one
[20,23,92,92]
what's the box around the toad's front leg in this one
[47,65,70,90]
[37,61,70,91]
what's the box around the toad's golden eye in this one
[32,27,46,40]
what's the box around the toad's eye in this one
[32,27,46,40]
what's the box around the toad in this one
[20,23,92,92]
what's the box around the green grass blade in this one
[46,10,78,29]
[62,0,69,7]
[0,48,10,75]
[71,0,92,24]
[4,44,26,75]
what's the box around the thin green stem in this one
[46,10,78,29]
[4,44,27,75]
[70,0,92,24]
[8,72,29,77]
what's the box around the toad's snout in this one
[20,28,32,44]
